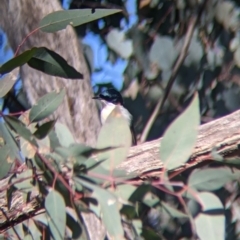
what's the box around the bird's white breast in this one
[101,103,132,126]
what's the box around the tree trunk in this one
[0,1,103,239]
[0,0,101,147]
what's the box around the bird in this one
[92,88,136,145]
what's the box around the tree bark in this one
[0,0,101,146]
[0,109,240,238]
[0,1,103,239]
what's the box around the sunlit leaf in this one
[0,145,14,179]
[4,116,38,146]
[0,67,19,98]
[159,93,200,170]
[54,122,75,147]
[40,9,121,33]
[188,167,240,191]
[45,189,66,240]
[29,90,65,122]
[194,192,224,240]
[96,106,131,171]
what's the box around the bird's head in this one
[92,88,123,106]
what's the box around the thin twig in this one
[140,0,209,143]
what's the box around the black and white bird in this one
[93,88,136,145]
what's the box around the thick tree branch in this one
[1,109,240,233]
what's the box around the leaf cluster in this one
[0,7,239,240]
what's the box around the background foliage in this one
[1,0,240,239]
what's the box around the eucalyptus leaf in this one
[23,219,42,240]
[14,169,33,191]
[55,122,75,147]
[96,106,131,171]
[28,47,83,79]
[0,145,14,179]
[75,178,124,239]
[0,48,37,75]
[160,201,188,218]
[4,116,38,146]
[29,90,65,123]
[40,9,121,33]
[45,189,66,240]
[195,213,225,240]
[159,93,200,170]
[194,192,224,240]
[0,67,19,98]
[34,120,56,139]
[188,167,240,191]
[0,122,21,162]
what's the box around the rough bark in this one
[0,109,240,238]
[0,0,101,146]
[0,1,103,239]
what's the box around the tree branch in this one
[1,108,240,234]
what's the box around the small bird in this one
[93,88,136,145]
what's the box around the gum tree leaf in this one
[75,178,124,239]
[45,189,66,240]
[159,93,200,170]
[54,122,75,147]
[40,9,121,33]
[4,116,38,146]
[14,169,33,191]
[34,120,56,139]
[29,90,65,123]
[188,167,240,191]
[0,145,14,179]
[23,219,42,240]
[0,122,21,162]
[0,67,19,98]
[0,49,37,75]
[194,192,224,240]
[96,106,132,171]
[160,201,188,218]
[28,47,83,79]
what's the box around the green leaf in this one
[113,184,137,201]
[0,145,14,179]
[40,9,121,33]
[6,223,24,240]
[0,122,21,163]
[194,192,224,240]
[4,116,38,146]
[195,213,225,240]
[45,189,66,240]
[23,219,42,240]
[29,90,65,122]
[75,178,124,239]
[159,93,200,170]
[188,167,240,191]
[34,120,56,139]
[0,67,19,98]
[160,201,188,218]
[28,47,83,79]
[96,106,132,171]
[14,169,33,191]
[0,48,37,75]
[23,234,33,240]
[54,122,75,147]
